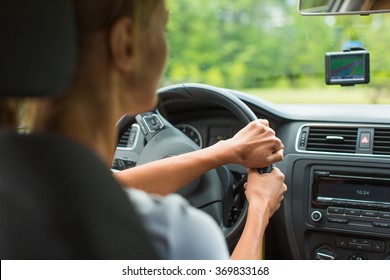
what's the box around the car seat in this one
[0,0,159,259]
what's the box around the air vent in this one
[118,126,131,148]
[306,126,358,153]
[373,128,390,155]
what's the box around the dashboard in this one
[176,118,242,148]
[114,85,390,260]
[235,90,390,260]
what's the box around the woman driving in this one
[31,0,287,259]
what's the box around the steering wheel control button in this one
[143,114,164,133]
[138,121,148,135]
[311,211,322,222]
[112,159,136,170]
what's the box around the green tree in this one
[164,0,390,91]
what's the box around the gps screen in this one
[325,51,370,85]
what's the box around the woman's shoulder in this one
[125,188,229,259]
[125,188,190,215]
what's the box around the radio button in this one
[314,171,330,176]
[332,200,347,207]
[327,217,349,224]
[360,239,373,246]
[337,237,385,253]
[311,211,322,222]
[336,237,348,248]
[373,221,390,228]
[361,203,378,209]
[346,201,362,208]
[362,210,378,218]
[317,197,332,206]
[372,241,385,253]
[345,208,361,216]
[377,204,390,211]
[317,201,330,207]
[347,243,372,252]
[328,207,344,214]
[349,254,367,260]
[378,211,390,219]
[348,238,372,251]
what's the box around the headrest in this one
[0,0,76,97]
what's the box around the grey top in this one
[126,188,230,260]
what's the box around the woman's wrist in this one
[210,139,240,165]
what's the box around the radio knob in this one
[381,253,390,260]
[349,254,366,260]
[313,245,336,260]
[311,211,322,222]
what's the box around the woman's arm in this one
[230,167,287,260]
[114,119,284,195]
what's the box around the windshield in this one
[164,0,390,104]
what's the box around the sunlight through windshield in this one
[165,0,390,104]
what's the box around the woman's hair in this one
[30,0,163,133]
[72,0,161,48]
[0,99,24,129]
[362,0,390,11]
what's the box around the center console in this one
[290,159,390,260]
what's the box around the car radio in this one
[309,170,390,233]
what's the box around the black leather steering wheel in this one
[116,83,262,251]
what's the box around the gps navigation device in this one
[325,50,370,85]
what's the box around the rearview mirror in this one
[299,0,390,15]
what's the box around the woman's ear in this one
[109,17,134,72]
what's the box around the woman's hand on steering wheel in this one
[219,119,284,169]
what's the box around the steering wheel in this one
[116,83,265,251]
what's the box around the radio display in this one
[316,177,390,203]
